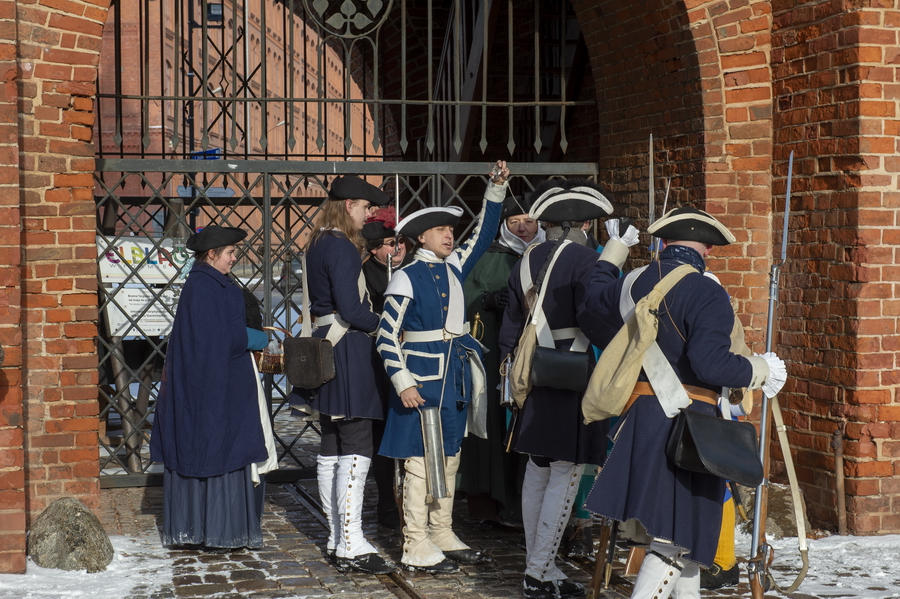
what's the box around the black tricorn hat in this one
[648,207,735,246]
[186,225,247,252]
[328,175,391,206]
[528,179,614,224]
[395,206,463,239]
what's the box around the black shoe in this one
[443,549,491,564]
[403,558,459,573]
[201,546,232,554]
[557,578,586,598]
[523,575,585,599]
[700,563,740,589]
[377,505,402,530]
[562,523,593,558]
[324,548,336,564]
[335,552,397,575]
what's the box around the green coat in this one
[458,242,526,520]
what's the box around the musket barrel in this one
[749,151,793,589]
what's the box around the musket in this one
[648,135,655,256]
[651,179,671,261]
[386,174,401,282]
[586,519,614,599]
[388,173,406,527]
[748,151,793,598]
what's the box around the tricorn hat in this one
[648,207,735,246]
[186,225,247,252]
[528,179,614,224]
[328,175,391,206]
[395,206,464,240]
[362,206,398,241]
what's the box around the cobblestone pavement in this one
[97,479,821,599]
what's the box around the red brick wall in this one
[0,0,24,575]
[771,1,900,533]
[0,0,110,574]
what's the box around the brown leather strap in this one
[623,381,719,414]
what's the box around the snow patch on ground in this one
[0,533,172,599]
[0,530,898,598]
[736,531,900,598]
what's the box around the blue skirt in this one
[583,396,724,567]
[162,465,265,549]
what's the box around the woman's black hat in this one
[528,179,614,224]
[362,206,398,241]
[648,207,735,246]
[362,221,395,241]
[328,175,391,206]
[186,225,247,252]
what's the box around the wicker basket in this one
[254,326,289,375]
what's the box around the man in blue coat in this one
[498,180,638,599]
[376,161,508,573]
[578,207,787,599]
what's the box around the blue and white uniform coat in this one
[377,183,505,459]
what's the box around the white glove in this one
[604,219,640,248]
[757,351,786,397]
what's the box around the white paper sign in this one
[104,287,178,337]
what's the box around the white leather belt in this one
[551,327,580,340]
[314,314,336,326]
[402,322,470,343]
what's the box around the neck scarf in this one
[661,244,706,272]
[498,222,547,255]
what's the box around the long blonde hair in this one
[307,199,365,254]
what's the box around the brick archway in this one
[572,0,775,337]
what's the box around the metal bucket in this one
[419,406,449,504]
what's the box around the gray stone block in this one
[28,497,114,573]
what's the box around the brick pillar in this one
[0,0,24,576]
[772,1,900,533]
[0,0,109,573]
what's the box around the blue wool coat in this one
[576,245,756,567]
[288,231,385,420]
[498,238,619,465]
[150,262,267,478]
[377,196,503,459]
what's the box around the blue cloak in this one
[150,262,267,478]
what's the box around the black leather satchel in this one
[283,337,335,389]
[529,345,592,393]
[665,408,763,487]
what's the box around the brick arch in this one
[0,0,112,574]
[571,0,775,338]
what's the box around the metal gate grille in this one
[96,0,591,164]
[95,160,599,485]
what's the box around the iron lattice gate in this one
[95,159,599,485]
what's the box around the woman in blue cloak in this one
[150,225,276,552]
